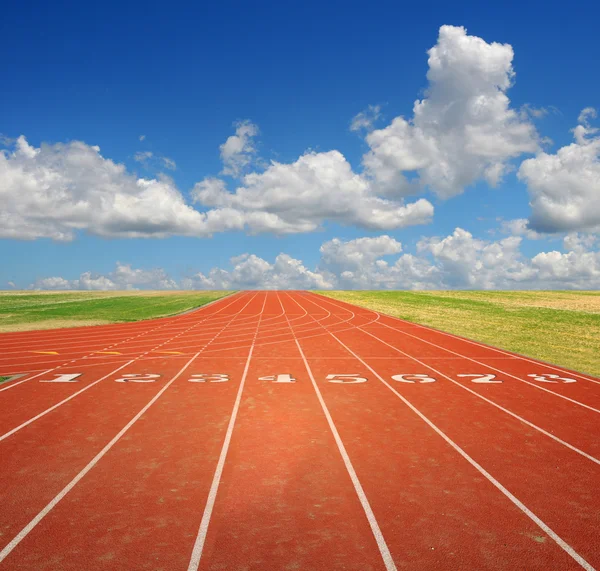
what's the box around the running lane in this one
[297,292,598,569]
[190,292,390,570]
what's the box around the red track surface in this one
[0,291,599,570]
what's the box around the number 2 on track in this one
[457,374,502,384]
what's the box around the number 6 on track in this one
[326,374,367,384]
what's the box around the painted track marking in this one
[0,293,244,393]
[0,294,259,565]
[311,293,600,413]
[292,293,595,571]
[311,292,600,386]
[279,293,397,571]
[186,293,268,571]
[0,293,255,441]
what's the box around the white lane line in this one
[372,320,600,414]
[356,326,600,466]
[0,293,247,392]
[0,294,255,441]
[311,292,600,386]
[301,297,594,571]
[311,294,600,414]
[282,293,396,571]
[0,352,200,564]
[0,293,257,565]
[0,361,134,442]
[187,293,268,571]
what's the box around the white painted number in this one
[259,374,296,383]
[391,374,436,384]
[527,374,576,384]
[188,374,230,383]
[326,374,367,384]
[114,374,161,383]
[457,374,503,384]
[40,373,82,383]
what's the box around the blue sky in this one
[1,0,599,290]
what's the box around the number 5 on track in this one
[326,374,367,384]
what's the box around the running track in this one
[0,291,599,570]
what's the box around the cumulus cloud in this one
[28,229,600,291]
[31,262,178,290]
[362,25,540,198]
[181,230,600,291]
[219,120,259,177]
[193,150,434,233]
[350,105,382,132]
[519,108,600,233]
[184,253,333,290]
[500,218,542,239]
[0,136,247,241]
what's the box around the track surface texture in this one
[0,291,599,570]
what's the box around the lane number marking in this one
[259,374,296,383]
[391,374,436,384]
[457,373,503,384]
[40,373,82,383]
[527,374,577,384]
[114,374,161,383]
[326,374,367,384]
[188,374,230,383]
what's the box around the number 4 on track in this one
[259,374,296,383]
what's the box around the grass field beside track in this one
[0,291,233,333]
[318,290,600,377]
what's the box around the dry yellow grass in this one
[319,291,600,378]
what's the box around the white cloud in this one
[135,151,176,171]
[29,229,600,291]
[416,228,532,288]
[220,120,259,177]
[518,108,600,233]
[134,150,153,163]
[32,277,73,290]
[350,105,382,132]
[578,107,597,125]
[193,150,434,233]
[362,25,540,198]
[7,281,16,289]
[0,136,245,241]
[162,157,176,170]
[500,218,542,239]
[139,135,146,141]
[31,262,178,290]
[184,253,333,290]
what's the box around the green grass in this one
[0,291,233,332]
[317,291,600,378]
[0,377,10,384]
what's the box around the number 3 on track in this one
[528,374,576,383]
[188,374,229,383]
